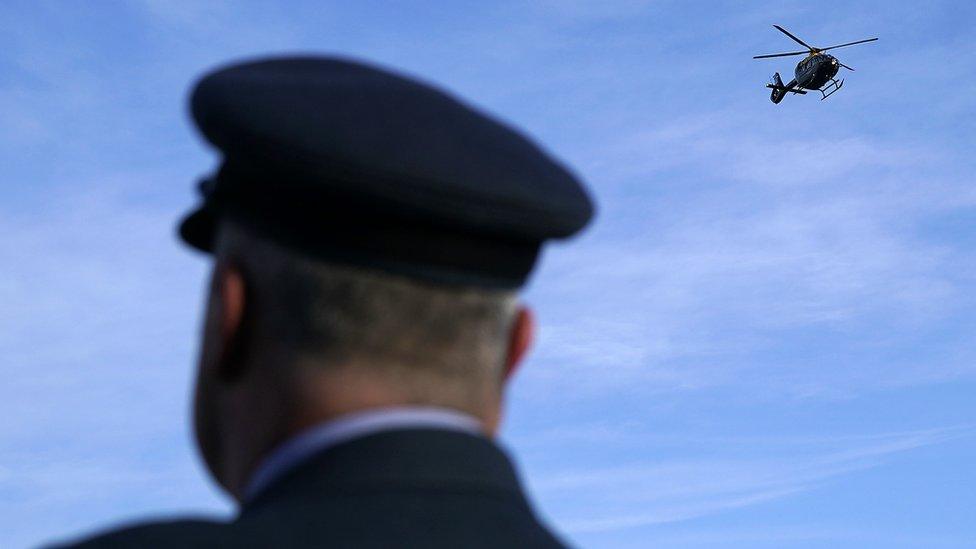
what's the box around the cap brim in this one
[178,204,217,253]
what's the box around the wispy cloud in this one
[0,176,223,548]
[522,107,976,398]
[0,175,205,438]
[524,426,971,534]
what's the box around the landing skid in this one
[819,78,844,100]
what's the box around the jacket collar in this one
[240,428,529,514]
[244,407,482,501]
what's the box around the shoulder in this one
[47,517,227,549]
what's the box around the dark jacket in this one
[54,429,568,548]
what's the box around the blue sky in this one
[1,1,974,547]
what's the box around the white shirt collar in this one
[243,406,484,502]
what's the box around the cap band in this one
[180,163,541,288]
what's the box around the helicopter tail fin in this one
[765,73,805,104]
[768,73,787,104]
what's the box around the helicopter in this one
[754,25,877,104]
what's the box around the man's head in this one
[181,56,593,501]
[193,220,535,499]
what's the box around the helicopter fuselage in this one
[755,25,877,103]
[794,53,840,90]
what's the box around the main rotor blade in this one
[838,62,855,71]
[820,37,878,51]
[753,50,808,59]
[773,25,815,51]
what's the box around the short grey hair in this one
[214,220,519,410]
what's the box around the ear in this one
[215,263,248,381]
[502,306,535,382]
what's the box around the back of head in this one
[216,219,518,419]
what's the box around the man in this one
[57,56,593,548]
